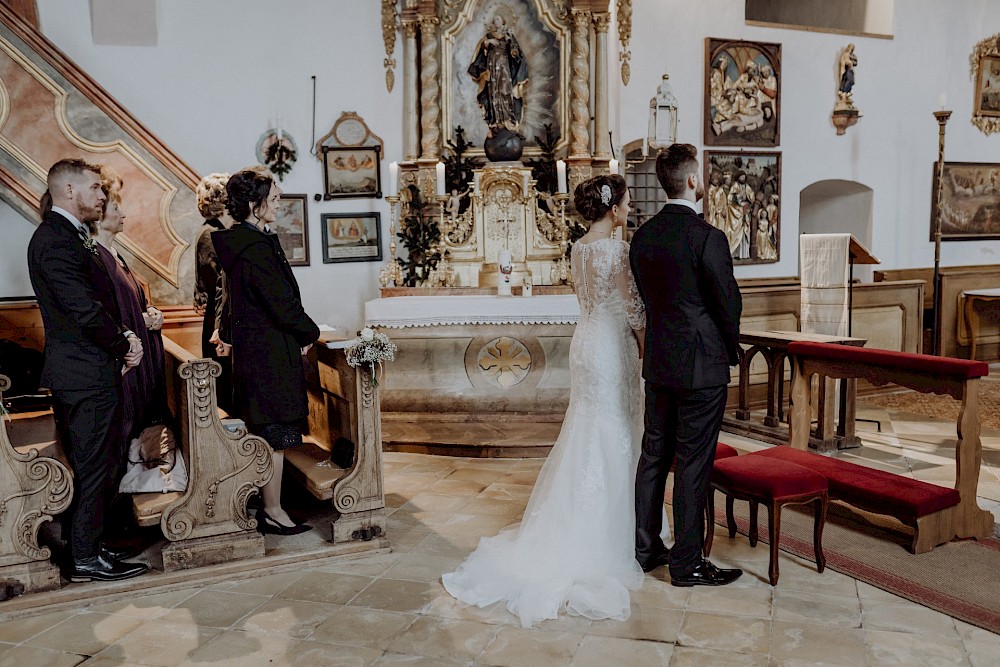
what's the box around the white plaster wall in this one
[11,0,1000,314]
[612,0,1000,280]
[33,0,399,330]
[0,198,36,298]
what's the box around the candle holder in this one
[549,192,572,285]
[930,109,952,355]
[379,195,406,287]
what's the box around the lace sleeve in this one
[616,242,646,331]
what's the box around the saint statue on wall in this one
[468,11,530,161]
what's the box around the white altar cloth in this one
[365,295,580,328]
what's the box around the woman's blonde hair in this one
[196,172,230,219]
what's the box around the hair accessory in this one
[600,184,612,206]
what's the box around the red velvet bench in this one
[785,341,993,553]
[705,456,828,585]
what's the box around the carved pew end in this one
[161,531,266,572]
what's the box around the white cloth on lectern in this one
[800,234,851,337]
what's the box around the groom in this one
[630,144,743,587]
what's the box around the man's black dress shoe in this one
[101,544,143,562]
[256,508,312,536]
[670,559,742,588]
[639,549,671,573]
[68,555,149,583]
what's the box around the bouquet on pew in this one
[345,327,397,387]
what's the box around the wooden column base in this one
[161,531,265,572]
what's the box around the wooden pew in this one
[785,341,993,553]
[0,375,72,593]
[285,343,387,545]
[150,337,273,570]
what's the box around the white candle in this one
[276,113,282,141]
[497,249,513,297]
[435,162,446,196]
[939,93,947,110]
[388,161,399,196]
[556,160,567,193]
[641,137,649,157]
[609,159,620,175]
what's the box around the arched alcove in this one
[799,180,874,280]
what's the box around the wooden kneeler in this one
[706,456,828,585]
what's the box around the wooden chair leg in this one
[749,499,759,546]
[768,502,781,586]
[704,488,715,557]
[726,494,737,537]
[813,494,827,574]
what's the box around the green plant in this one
[395,185,442,286]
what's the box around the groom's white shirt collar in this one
[664,198,699,214]
[51,205,88,236]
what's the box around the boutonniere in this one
[82,236,98,255]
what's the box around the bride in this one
[443,175,664,627]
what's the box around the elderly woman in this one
[213,167,320,535]
[193,172,233,411]
[92,167,167,448]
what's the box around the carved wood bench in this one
[785,341,993,553]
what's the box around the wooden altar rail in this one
[786,342,994,553]
[723,331,866,451]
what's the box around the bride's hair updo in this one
[574,174,627,223]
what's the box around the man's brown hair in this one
[655,143,699,198]
[46,158,102,190]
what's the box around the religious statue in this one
[837,44,859,111]
[468,12,529,162]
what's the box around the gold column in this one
[402,20,420,161]
[418,16,442,161]
[568,9,592,159]
[592,12,611,159]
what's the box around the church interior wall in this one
[4,1,1000,321]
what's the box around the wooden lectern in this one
[846,235,880,337]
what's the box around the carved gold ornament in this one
[478,336,532,388]
[382,0,398,92]
[969,32,1000,136]
[617,0,633,86]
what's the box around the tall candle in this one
[388,161,399,196]
[556,160,567,193]
[939,93,947,110]
[276,113,283,141]
[641,137,649,157]
[435,162,446,196]
[609,159,620,175]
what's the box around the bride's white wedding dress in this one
[443,237,664,628]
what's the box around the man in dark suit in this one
[630,144,743,587]
[28,158,149,582]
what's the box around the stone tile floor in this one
[2,407,1000,666]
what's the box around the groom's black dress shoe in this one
[68,555,149,583]
[101,544,143,562]
[639,549,671,573]
[669,559,742,587]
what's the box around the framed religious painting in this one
[704,150,781,265]
[971,33,1000,136]
[321,146,382,200]
[320,212,383,264]
[273,194,309,266]
[704,38,781,147]
[929,162,1000,241]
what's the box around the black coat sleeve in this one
[699,228,742,365]
[37,236,130,357]
[246,244,320,347]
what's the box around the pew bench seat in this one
[284,436,348,502]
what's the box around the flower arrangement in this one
[82,235,99,255]
[344,327,397,386]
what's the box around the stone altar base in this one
[0,559,60,595]
[161,530,265,572]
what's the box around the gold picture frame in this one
[970,33,1000,135]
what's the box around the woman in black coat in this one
[213,167,320,535]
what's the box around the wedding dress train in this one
[443,238,665,627]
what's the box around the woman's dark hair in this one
[573,174,627,223]
[225,167,273,222]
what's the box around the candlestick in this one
[435,162,446,196]
[930,109,952,355]
[556,160,567,193]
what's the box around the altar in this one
[366,294,578,419]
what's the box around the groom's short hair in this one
[656,144,699,198]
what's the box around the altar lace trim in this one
[364,295,580,329]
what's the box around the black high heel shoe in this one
[256,508,312,536]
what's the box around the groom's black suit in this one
[28,210,133,562]
[630,202,741,577]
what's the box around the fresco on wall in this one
[704,151,781,265]
[704,38,781,148]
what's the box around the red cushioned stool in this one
[705,456,828,585]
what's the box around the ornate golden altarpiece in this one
[379,0,630,289]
